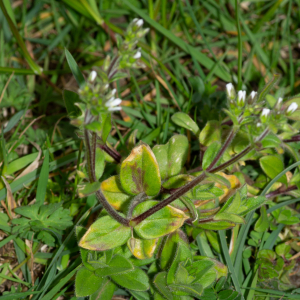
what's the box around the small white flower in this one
[237,90,246,106]
[104,84,109,89]
[136,19,144,27]
[133,50,141,59]
[262,108,270,117]
[278,97,283,105]
[257,122,262,127]
[105,97,122,112]
[88,70,97,82]
[250,91,257,99]
[287,102,298,114]
[111,88,116,95]
[132,18,138,23]
[226,83,235,100]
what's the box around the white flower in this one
[111,88,116,95]
[261,108,270,117]
[132,18,138,23]
[278,97,283,105]
[261,108,270,123]
[133,50,141,59]
[88,70,97,82]
[226,83,235,100]
[250,91,257,99]
[257,122,262,127]
[105,97,122,112]
[287,102,298,114]
[136,19,144,27]
[237,90,246,106]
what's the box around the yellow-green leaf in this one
[127,237,159,259]
[101,175,133,210]
[120,143,161,196]
[132,201,188,239]
[79,215,131,251]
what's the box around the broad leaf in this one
[153,135,189,180]
[75,267,105,297]
[110,267,149,291]
[95,148,105,180]
[259,155,287,185]
[120,143,161,196]
[254,206,269,232]
[199,121,221,146]
[132,201,188,239]
[79,215,131,251]
[153,272,173,300]
[101,175,133,210]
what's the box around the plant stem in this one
[98,144,122,163]
[283,135,300,143]
[84,130,129,226]
[265,185,297,198]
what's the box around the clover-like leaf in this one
[132,201,188,239]
[79,215,131,251]
[101,175,133,210]
[120,143,161,196]
[153,135,189,180]
[127,237,159,259]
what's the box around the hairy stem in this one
[127,193,147,219]
[84,130,129,226]
[98,144,122,163]
[266,185,297,198]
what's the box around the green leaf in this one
[3,110,24,133]
[257,74,280,103]
[36,150,49,206]
[100,113,111,143]
[199,121,221,146]
[153,272,173,300]
[160,231,180,269]
[79,215,131,251]
[197,219,236,230]
[171,113,199,135]
[237,196,266,216]
[95,148,105,180]
[100,175,133,210]
[65,48,85,89]
[85,121,102,132]
[202,141,221,170]
[259,155,287,185]
[110,267,149,291]
[75,267,105,297]
[153,135,189,180]
[205,172,231,188]
[214,213,245,224]
[95,254,134,276]
[78,182,101,198]
[254,206,269,232]
[63,89,82,118]
[132,201,188,239]
[130,291,151,300]
[169,283,203,298]
[127,237,159,259]
[90,278,116,300]
[120,143,161,196]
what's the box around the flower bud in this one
[237,90,246,107]
[133,49,141,59]
[286,102,298,115]
[226,83,235,100]
[261,108,270,123]
[88,70,97,82]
